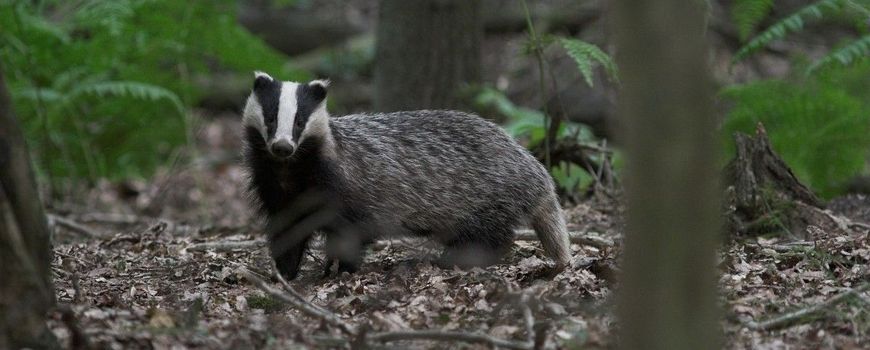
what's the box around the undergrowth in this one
[0,0,305,184]
[721,62,870,199]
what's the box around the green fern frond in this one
[731,0,774,40]
[734,0,847,62]
[12,3,71,44]
[808,34,870,72]
[12,87,64,103]
[66,81,185,116]
[558,37,619,87]
[74,0,139,35]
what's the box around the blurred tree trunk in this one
[373,0,482,112]
[613,2,721,350]
[0,69,58,348]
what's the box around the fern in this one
[559,37,619,87]
[67,81,185,115]
[11,2,71,44]
[808,34,870,72]
[731,0,774,40]
[74,0,139,35]
[733,0,847,62]
[0,0,305,181]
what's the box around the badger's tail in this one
[530,195,572,268]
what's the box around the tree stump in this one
[724,123,846,238]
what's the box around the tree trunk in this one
[373,0,482,112]
[0,68,58,348]
[613,2,721,350]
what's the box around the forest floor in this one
[46,117,869,349]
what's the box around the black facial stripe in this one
[254,79,282,139]
[293,83,327,141]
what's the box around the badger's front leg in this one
[269,233,311,280]
[265,204,322,280]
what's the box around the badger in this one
[242,72,572,280]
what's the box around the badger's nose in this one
[270,139,295,158]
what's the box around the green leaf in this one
[731,0,774,41]
[734,0,847,62]
[808,34,870,73]
[65,81,185,116]
[558,37,619,88]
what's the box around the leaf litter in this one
[47,117,868,349]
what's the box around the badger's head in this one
[243,71,330,159]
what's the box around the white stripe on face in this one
[274,82,300,146]
[242,94,266,140]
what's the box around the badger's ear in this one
[253,71,274,90]
[308,79,329,101]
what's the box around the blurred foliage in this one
[558,37,619,88]
[721,62,870,199]
[475,87,613,194]
[732,0,870,73]
[0,0,304,183]
[731,0,775,40]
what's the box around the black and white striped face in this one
[243,72,329,158]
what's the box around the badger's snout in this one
[270,139,295,158]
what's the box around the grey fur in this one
[327,111,569,255]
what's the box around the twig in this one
[746,282,870,330]
[514,229,614,248]
[273,268,334,316]
[368,330,532,349]
[48,214,104,239]
[519,292,536,348]
[756,241,813,253]
[186,240,266,252]
[235,266,358,336]
[76,212,151,225]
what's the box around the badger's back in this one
[328,110,553,238]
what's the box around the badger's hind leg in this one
[529,195,572,269]
[322,220,374,277]
[438,224,515,269]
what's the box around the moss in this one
[247,294,285,313]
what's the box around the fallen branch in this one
[367,330,532,349]
[235,267,357,336]
[747,282,870,330]
[48,214,105,239]
[76,212,152,225]
[515,229,614,248]
[186,240,266,252]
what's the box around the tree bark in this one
[614,2,721,350]
[0,68,58,348]
[373,0,482,112]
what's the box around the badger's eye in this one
[295,119,305,127]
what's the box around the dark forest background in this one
[1,1,869,349]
